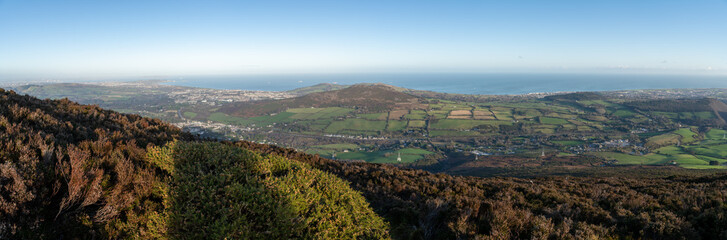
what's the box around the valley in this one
[13,81,727,177]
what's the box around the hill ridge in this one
[221,84,424,117]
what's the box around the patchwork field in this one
[325,119,387,133]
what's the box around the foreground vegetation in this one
[0,89,388,239]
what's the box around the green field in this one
[429,130,481,137]
[334,148,435,163]
[694,111,715,119]
[431,119,511,130]
[288,107,352,120]
[249,112,296,123]
[595,145,724,169]
[408,120,426,128]
[405,110,428,120]
[539,117,569,125]
[591,152,669,165]
[674,128,697,144]
[552,140,584,146]
[183,111,198,119]
[325,119,387,133]
[209,112,255,125]
[386,120,407,131]
[612,110,636,117]
[359,113,386,120]
[646,133,681,148]
[705,128,727,140]
[688,144,727,160]
[313,143,359,150]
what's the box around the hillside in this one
[285,83,349,96]
[3,88,727,239]
[220,84,424,117]
[233,140,727,239]
[625,98,727,125]
[0,88,388,239]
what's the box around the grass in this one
[653,146,684,155]
[688,144,727,160]
[646,133,680,148]
[431,119,511,130]
[612,110,636,117]
[325,119,386,133]
[208,112,254,126]
[674,128,697,144]
[405,110,428,120]
[183,111,197,119]
[671,154,707,165]
[287,107,323,114]
[705,128,727,140]
[591,152,668,165]
[429,130,481,137]
[335,148,434,163]
[539,117,569,125]
[387,120,407,131]
[552,140,584,146]
[593,150,722,168]
[288,107,352,120]
[312,143,359,150]
[652,112,679,119]
[408,120,426,128]
[694,111,715,119]
[249,112,296,123]
[577,100,616,107]
[359,113,386,120]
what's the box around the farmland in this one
[106,86,727,169]
[15,81,727,170]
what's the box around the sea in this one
[162,73,727,95]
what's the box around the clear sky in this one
[1,0,726,80]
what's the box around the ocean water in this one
[162,73,727,95]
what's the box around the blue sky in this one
[1,0,726,79]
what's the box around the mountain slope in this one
[0,88,389,239]
[232,140,727,239]
[153,141,389,239]
[221,84,423,117]
[626,98,727,125]
[0,88,189,238]
[285,83,349,96]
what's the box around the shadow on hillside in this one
[166,142,304,239]
[165,141,390,239]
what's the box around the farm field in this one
[325,119,387,133]
[335,148,435,163]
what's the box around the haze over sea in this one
[163,73,727,95]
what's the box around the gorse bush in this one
[167,141,390,239]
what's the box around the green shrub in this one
[168,141,390,239]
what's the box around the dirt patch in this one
[450,110,472,116]
[473,110,492,116]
